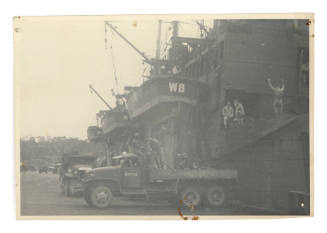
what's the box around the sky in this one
[14,16,211,139]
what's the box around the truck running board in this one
[120,189,147,195]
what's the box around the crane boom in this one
[105,21,151,63]
[89,85,113,110]
[194,20,209,37]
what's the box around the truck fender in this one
[85,179,120,193]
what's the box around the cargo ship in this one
[87,19,310,214]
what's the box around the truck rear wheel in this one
[180,186,201,208]
[89,185,113,209]
[205,185,225,207]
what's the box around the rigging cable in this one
[109,41,118,86]
[104,23,119,87]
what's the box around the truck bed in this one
[149,168,238,181]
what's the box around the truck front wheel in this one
[89,185,113,209]
[205,185,225,207]
[180,186,201,208]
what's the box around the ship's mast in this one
[155,20,162,60]
[172,21,179,38]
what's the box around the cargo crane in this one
[105,21,175,75]
[105,21,151,64]
[89,85,112,110]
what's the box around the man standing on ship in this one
[234,99,245,125]
[222,101,234,129]
[267,78,285,115]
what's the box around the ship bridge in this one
[87,108,130,142]
[126,75,207,119]
[100,109,129,135]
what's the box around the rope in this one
[109,43,118,86]
[104,23,119,87]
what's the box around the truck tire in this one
[205,185,225,207]
[89,185,113,209]
[180,186,201,208]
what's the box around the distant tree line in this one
[20,137,104,167]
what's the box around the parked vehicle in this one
[82,153,237,209]
[38,166,48,174]
[59,153,97,196]
[21,164,37,172]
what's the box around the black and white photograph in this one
[14,14,313,219]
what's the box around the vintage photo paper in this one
[14,13,314,219]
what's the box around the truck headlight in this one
[81,171,94,182]
[85,171,95,177]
